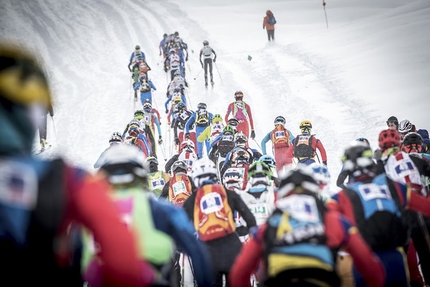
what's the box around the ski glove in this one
[165,110,169,114]
[323,161,327,166]
[250,130,256,139]
[158,136,163,145]
[213,59,216,63]
[185,56,188,61]
[174,138,180,145]
[185,133,190,140]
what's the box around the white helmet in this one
[99,144,148,184]
[222,168,244,190]
[191,157,218,187]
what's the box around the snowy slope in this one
[1,0,429,193]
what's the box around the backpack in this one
[195,110,210,127]
[271,126,291,149]
[293,134,315,158]
[263,193,339,284]
[193,184,236,241]
[343,175,409,250]
[218,133,235,157]
[168,173,193,206]
[268,15,277,25]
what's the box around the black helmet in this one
[386,116,399,127]
[163,33,168,38]
[341,141,374,172]
[203,40,209,45]
[278,168,319,198]
[402,132,423,146]
[171,160,188,175]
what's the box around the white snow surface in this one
[1,0,429,193]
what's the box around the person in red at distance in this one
[224,91,256,140]
[0,42,154,287]
[229,168,385,287]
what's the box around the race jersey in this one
[240,187,276,226]
[201,45,214,60]
[147,171,169,197]
[271,125,291,149]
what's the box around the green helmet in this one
[247,161,272,180]
[223,125,235,135]
[135,45,140,50]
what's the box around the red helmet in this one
[378,129,401,151]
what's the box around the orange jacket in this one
[263,10,275,31]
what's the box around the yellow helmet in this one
[0,42,52,110]
[299,120,312,129]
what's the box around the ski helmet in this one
[143,101,152,112]
[180,139,195,152]
[191,157,218,188]
[197,102,207,110]
[227,118,239,127]
[203,40,209,45]
[223,125,235,135]
[247,161,272,180]
[234,91,244,100]
[170,160,188,175]
[174,31,179,37]
[212,113,223,123]
[134,109,144,119]
[274,116,286,126]
[0,43,52,155]
[341,141,375,172]
[163,33,168,38]
[99,144,148,184]
[299,120,312,134]
[305,163,331,187]
[135,45,140,50]
[402,132,423,153]
[398,119,413,135]
[259,155,276,169]
[234,132,247,147]
[109,132,122,144]
[222,167,244,190]
[278,168,320,198]
[378,129,401,151]
[356,137,370,146]
[146,156,159,172]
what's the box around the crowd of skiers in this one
[3,33,430,287]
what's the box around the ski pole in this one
[214,62,224,85]
[185,89,193,109]
[322,0,329,29]
[193,68,203,80]
[159,142,167,161]
[252,138,262,151]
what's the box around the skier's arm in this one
[199,50,203,66]
[228,189,257,228]
[260,132,272,155]
[212,49,217,62]
[153,115,162,138]
[185,112,196,134]
[315,139,328,163]
[224,104,233,123]
[246,103,255,130]
[149,81,156,91]
[164,96,172,112]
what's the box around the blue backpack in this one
[268,15,277,25]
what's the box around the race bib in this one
[200,192,224,214]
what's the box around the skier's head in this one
[180,139,195,153]
[191,157,218,188]
[355,137,370,147]
[146,156,159,173]
[386,116,399,130]
[299,120,312,134]
[176,101,186,112]
[197,102,207,111]
[401,132,424,153]
[109,132,122,145]
[223,125,235,135]
[341,141,376,180]
[143,100,152,113]
[128,127,139,137]
[135,45,140,51]
[398,119,414,139]
[99,144,149,186]
[174,31,179,37]
[259,155,276,169]
[274,115,286,127]
[234,91,244,101]
[203,40,209,46]
[222,167,244,191]
[0,42,52,156]
[212,113,223,123]
[174,70,181,77]
[163,33,168,38]
[227,118,239,129]
[171,160,188,176]
[277,167,320,199]
[378,128,401,152]
[134,109,144,120]
[247,161,272,187]
[234,132,247,148]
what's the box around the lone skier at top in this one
[199,40,217,87]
